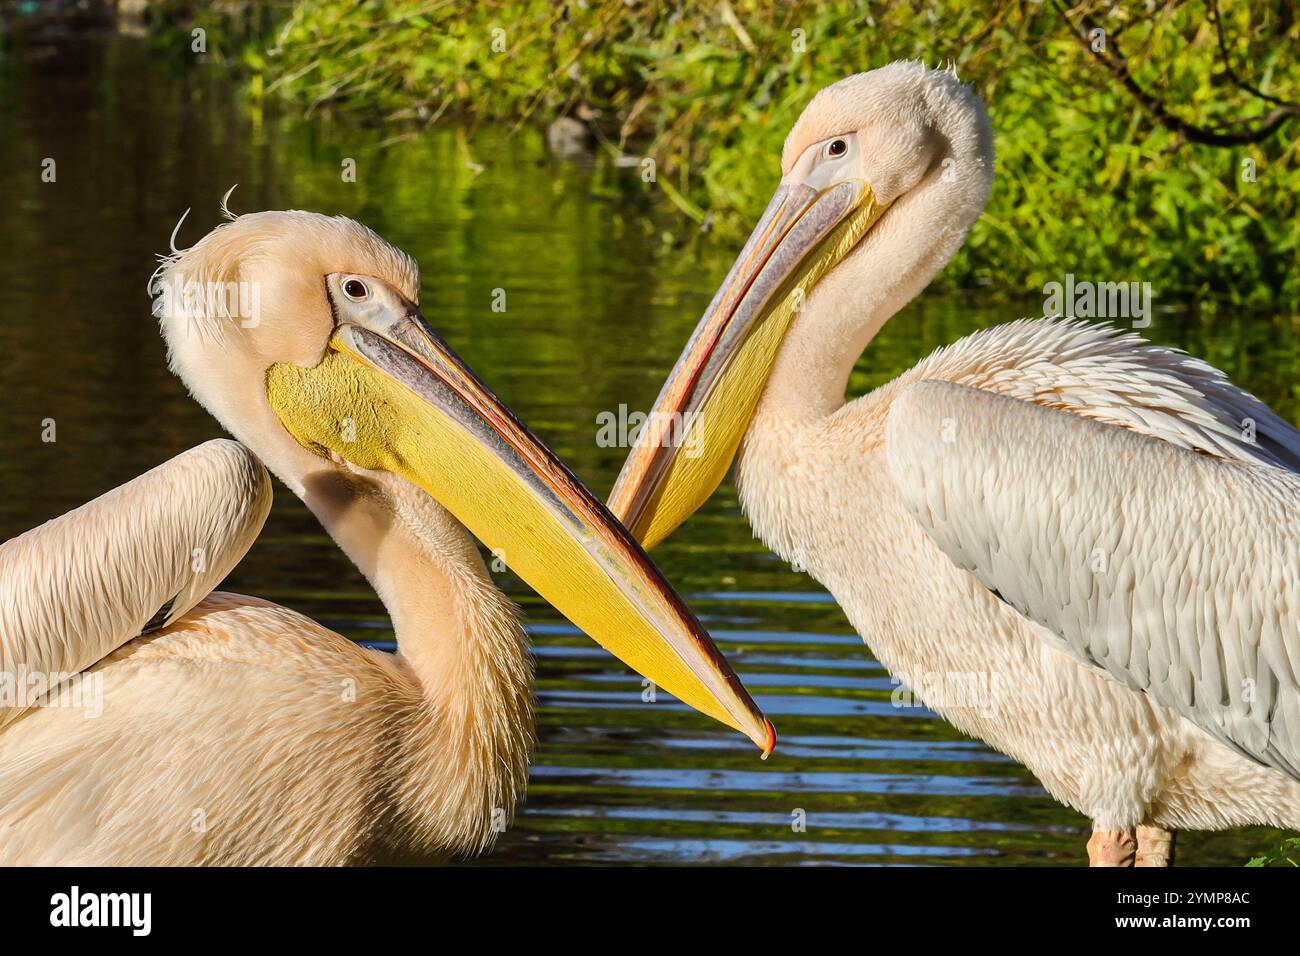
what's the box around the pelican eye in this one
[343,278,369,300]
[826,138,848,158]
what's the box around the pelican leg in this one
[1086,826,1136,866]
[1135,825,1175,867]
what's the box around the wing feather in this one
[0,440,272,719]
[886,379,1300,779]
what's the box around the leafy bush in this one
[1247,835,1300,866]
[235,0,1297,311]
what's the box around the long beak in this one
[607,179,888,550]
[265,312,773,755]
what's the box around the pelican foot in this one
[1087,826,1136,866]
[1135,825,1176,867]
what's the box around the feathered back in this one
[884,317,1300,472]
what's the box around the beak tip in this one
[760,717,776,760]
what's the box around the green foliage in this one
[233,0,1297,311]
[1246,835,1300,866]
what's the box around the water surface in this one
[0,37,1293,865]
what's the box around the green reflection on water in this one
[0,37,1292,866]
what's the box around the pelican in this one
[0,209,772,865]
[609,61,1300,866]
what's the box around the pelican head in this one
[608,62,995,547]
[152,208,773,754]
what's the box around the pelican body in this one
[609,61,1300,865]
[0,210,771,865]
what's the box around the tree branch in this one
[1206,0,1293,108]
[1055,0,1298,147]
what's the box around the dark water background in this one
[0,37,1294,865]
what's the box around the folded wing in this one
[0,439,272,720]
[886,378,1300,780]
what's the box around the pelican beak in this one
[608,178,888,550]
[265,312,774,756]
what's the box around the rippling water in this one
[0,35,1293,865]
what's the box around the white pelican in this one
[0,209,772,865]
[608,61,1300,866]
